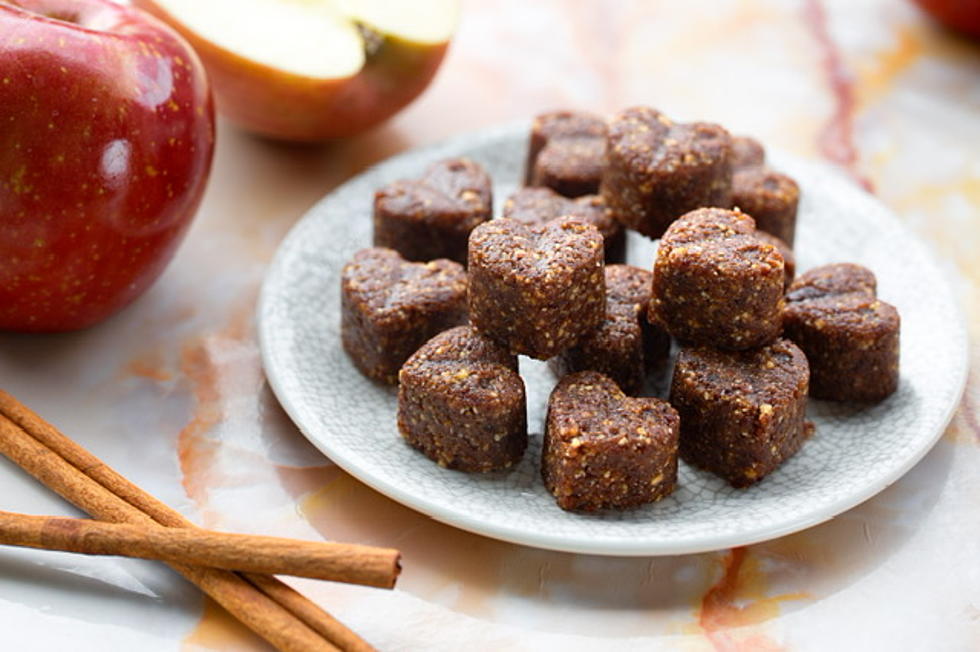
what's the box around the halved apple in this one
[134,0,458,142]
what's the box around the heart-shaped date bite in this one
[341,247,467,385]
[398,326,527,472]
[651,207,785,350]
[601,106,733,239]
[543,371,679,512]
[670,338,811,488]
[468,217,605,360]
[525,110,607,198]
[374,157,492,265]
[783,263,900,402]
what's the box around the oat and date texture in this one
[651,208,785,350]
[502,187,626,264]
[670,339,812,488]
[340,248,467,385]
[543,371,679,511]
[467,217,605,360]
[729,135,801,246]
[373,157,492,265]
[755,231,796,290]
[784,263,900,402]
[601,106,733,239]
[525,110,607,197]
[397,326,527,472]
[553,265,670,396]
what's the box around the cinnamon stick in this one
[0,413,338,651]
[0,509,399,587]
[0,389,373,652]
[0,390,378,652]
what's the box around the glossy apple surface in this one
[913,0,980,38]
[0,0,214,332]
[134,0,456,142]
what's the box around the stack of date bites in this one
[338,105,901,514]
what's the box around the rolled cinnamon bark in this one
[0,510,400,588]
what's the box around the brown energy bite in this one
[601,106,733,239]
[670,339,811,488]
[502,187,626,263]
[468,217,605,360]
[398,326,527,471]
[728,134,801,246]
[755,231,796,290]
[341,248,467,384]
[651,208,785,350]
[731,166,800,246]
[543,371,679,511]
[525,110,607,197]
[553,265,670,396]
[732,135,766,169]
[374,157,492,265]
[783,263,900,402]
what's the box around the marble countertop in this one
[1,0,978,649]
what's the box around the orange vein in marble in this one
[698,548,809,652]
[174,290,259,512]
[176,340,222,510]
[856,25,923,106]
[801,0,873,192]
[124,356,173,383]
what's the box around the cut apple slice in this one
[135,0,458,140]
[144,0,359,79]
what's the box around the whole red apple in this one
[0,0,214,332]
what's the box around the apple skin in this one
[0,0,214,332]
[913,0,980,38]
[133,0,450,142]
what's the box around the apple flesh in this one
[0,0,215,332]
[133,0,458,142]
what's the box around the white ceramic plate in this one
[258,122,968,556]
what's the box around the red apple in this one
[133,0,457,142]
[912,0,980,38]
[0,0,215,332]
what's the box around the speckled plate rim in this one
[258,121,969,556]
